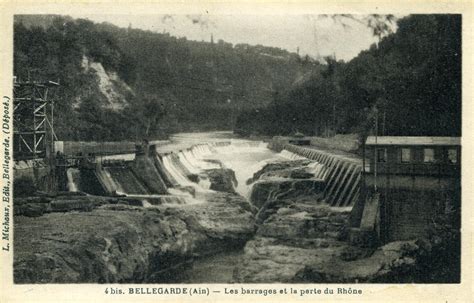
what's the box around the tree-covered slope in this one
[14,15,314,141]
[235,14,461,138]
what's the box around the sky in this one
[70,14,399,62]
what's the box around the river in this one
[161,132,281,282]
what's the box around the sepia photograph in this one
[1,2,472,301]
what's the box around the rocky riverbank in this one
[234,158,457,283]
[14,165,255,283]
[234,196,433,283]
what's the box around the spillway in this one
[281,144,362,207]
[66,134,362,209]
[66,168,80,192]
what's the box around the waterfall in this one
[66,168,80,192]
[103,166,148,195]
[307,162,326,179]
[162,155,197,188]
[161,153,213,196]
[278,150,306,160]
[178,152,200,174]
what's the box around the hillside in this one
[14,15,314,141]
[235,14,462,138]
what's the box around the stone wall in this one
[55,140,170,156]
[364,175,460,242]
[14,160,51,193]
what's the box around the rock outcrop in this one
[205,168,238,193]
[247,160,325,209]
[234,198,353,283]
[235,157,446,283]
[233,195,441,283]
[14,191,254,283]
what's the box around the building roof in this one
[366,136,461,146]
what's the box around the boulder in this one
[205,168,238,193]
[246,160,311,185]
[249,179,325,209]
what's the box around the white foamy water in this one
[202,141,279,197]
[162,155,197,188]
[160,134,314,198]
[307,162,325,178]
[158,134,283,198]
[278,150,306,160]
[69,132,326,205]
[66,168,80,192]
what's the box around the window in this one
[423,148,435,163]
[448,149,458,164]
[376,148,387,163]
[401,148,411,163]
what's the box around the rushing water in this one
[204,143,277,197]
[66,131,295,200]
[65,131,317,282]
[164,132,284,197]
[65,132,301,280]
[157,133,292,282]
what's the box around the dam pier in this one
[12,132,460,283]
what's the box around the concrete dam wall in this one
[64,140,362,211]
[65,142,234,201]
[263,142,362,207]
[17,139,363,212]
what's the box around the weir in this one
[60,137,363,210]
[15,131,366,217]
[260,143,362,207]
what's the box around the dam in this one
[50,132,362,209]
[13,132,459,283]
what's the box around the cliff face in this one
[78,56,133,111]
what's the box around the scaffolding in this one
[13,79,59,160]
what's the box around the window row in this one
[376,147,458,164]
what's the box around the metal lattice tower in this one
[13,79,59,160]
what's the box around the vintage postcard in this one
[0,0,472,302]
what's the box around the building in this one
[358,136,461,243]
[364,136,460,179]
